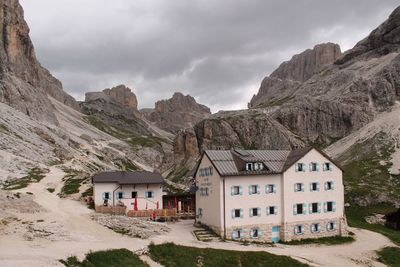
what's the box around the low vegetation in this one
[59,249,148,267]
[46,188,55,193]
[166,164,189,183]
[0,123,10,133]
[346,203,400,245]
[113,159,139,171]
[281,235,354,246]
[59,169,87,197]
[148,243,307,267]
[377,247,400,267]
[2,167,45,190]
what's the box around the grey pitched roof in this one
[201,147,341,177]
[92,171,164,185]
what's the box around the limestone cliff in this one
[144,92,211,134]
[0,0,79,125]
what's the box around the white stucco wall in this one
[282,148,344,223]
[93,182,163,211]
[195,155,222,231]
[224,174,282,228]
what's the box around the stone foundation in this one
[215,216,348,242]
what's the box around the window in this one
[325,201,335,212]
[249,185,259,195]
[117,192,124,199]
[103,192,110,200]
[232,229,243,240]
[327,221,336,231]
[131,191,137,198]
[311,223,320,233]
[250,228,260,238]
[232,209,243,219]
[294,203,305,215]
[294,183,304,192]
[255,163,263,171]
[266,184,276,194]
[294,225,304,235]
[200,188,209,196]
[310,162,319,172]
[325,181,334,190]
[267,206,277,215]
[249,207,261,217]
[231,186,241,196]
[246,163,253,171]
[310,202,319,214]
[145,191,154,198]
[296,163,305,172]
[310,182,319,191]
[323,162,332,171]
[199,166,213,177]
[197,208,203,218]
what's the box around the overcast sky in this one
[20,0,398,112]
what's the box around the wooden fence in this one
[95,205,127,215]
[127,209,177,218]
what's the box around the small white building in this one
[194,147,347,242]
[92,171,164,211]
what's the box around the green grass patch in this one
[346,203,400,245]
[2,167,45,190]
[59,169,86,197]
[114,159,139,171]
[377,247,400,267]
[166,164,189,183]
[47,188,55,193]
[148,243,307,267]
[81,186,93,198]
[60,249,148,267]
[0,123,9,133]
[281,235,354,245]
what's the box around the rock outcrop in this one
[0,0,79,125]
[249,43,342,108]
[144,92,211,133]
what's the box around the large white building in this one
[92,171,164,211]
[194,147,347,242]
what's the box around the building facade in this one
[92,171,164,211]
[195,147,347,242]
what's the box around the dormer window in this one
[246,163,253,171]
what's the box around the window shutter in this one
[309,183,313,191]
[302,163,306,172]
[309,163,313,172]
[257,208,261,217]
[231,209,235,219]
[323,163,326,171]
[294,183,297,192]
[248,185,252,195]
[249,229,253,238]
[317,182,320,191]
[259,229,263,237]
[317,224,321,232]
[309,204,313,214]
[265,185,269,194]
[293,204,297,215]
[301,183,305,192]
[324,202,327,213]
[318,203,322,213]
[274,206,278,215]
[231,186,234,196]
[324,182,328,191]
[249,208,253,218]
[316,163,319,172]
[331,181,335,190]
[102,192,105,199]
[301,225,304,234]
[240,209,243,218]
[256,185,260,194]
[333,222,337,229]
[295,164,298,172]
[273,185,277,193]
[333,202,337,212]
[303,203,307,214]
[330,164,333,171]
[239,186,243,195]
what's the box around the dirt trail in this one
[0,167,397,267]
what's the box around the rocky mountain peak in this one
[144,92,211,134]
[0,0,78,124]
[336,5,400,64]
[155,92,210,114]
[249,42,341,108]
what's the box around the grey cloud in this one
[20,0,399,112]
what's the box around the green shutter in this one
[256,185,260,194]
[231,209,235,219]
[249,208,253,217]
[257,208,261,217]
[293,204,297,215]
[240,209,243,218]
[239,186,243,195]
